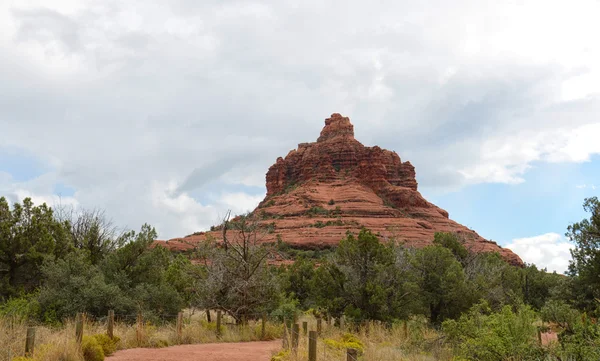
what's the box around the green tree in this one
[464,252,522,310]
[38,250,131,322]
[433,232,469,265]
[410,245,469,324]
[313,229,414,322]
[165,254,200,308]
[0,197,71,299]
[100,224,184,318]
[566,197,600,313]
[519,264,562,310]
[283,257,316,309]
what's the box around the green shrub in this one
[0,294,41,321]
[270,350,289,361]
[271,298,301,323]
[306,207,329,217]
[200,320,226,334]
[324,333,364,353]
[443,303,543,361]
[82,336,105,361]
[253,321,283,340]
[92,334,120,356]
[558,313,600,360]
[540,300,579,331]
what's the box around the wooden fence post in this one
[339,316,345,330]
[216,310,222,339]
[316,317,322,336]
[308,330,317,361]
[107,310,114,339]
[261,312,267,340]
[25,327,36,357]
[292,323,299,353]
[302,321,308,335]
[347,348,358,361]
[206,309,211,323]
[282,324,289,349]
[75,313,84,345]
[403,320,408,339]
[177,312,183,343]
[136,312,144,346]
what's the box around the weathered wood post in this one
[136,312,144,346]
[326,314,331,327]
[282,323,289,349]
[206,309,211,323]
[347,348,358,361]
[537,327,542,345]
[292,323,300,353]
[177,312,183,343]
[216,310,222,339]
[339,316,345,330]
[403,320,408,339]
[75,313,84,345]
[107,310,115,339]
[25,327,36,357]
[308,330,317,361]
[316,317,322,336]
[261,312,267,340]
[302,321,308,335]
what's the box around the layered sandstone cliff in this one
[159,113,523,266]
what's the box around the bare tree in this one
[194,211,280,323]
[55,205,126,264]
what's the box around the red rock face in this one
[160,113,523,266]
[266,113,418,196]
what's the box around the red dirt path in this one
[105,340,280,361]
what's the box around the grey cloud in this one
[12,8,82,53]
[1,0,599,238]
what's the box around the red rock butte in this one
[158,113,523,266]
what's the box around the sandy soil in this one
[541,331,559,346]
[105,340,280,361]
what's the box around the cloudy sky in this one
[1,0,599,273]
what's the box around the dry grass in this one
[0,310,283,361]
[280,316,455,361]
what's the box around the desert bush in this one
[443,303,544,361]
[323,332,364,353]
[81,336,105,361]
[91,334,120,356]
[0,295,41,322]
[541,300,580,331]
[271,298,301,323]
[557,314,600,360]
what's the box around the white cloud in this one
[505,233,573,274]
[1,0,600,238]
[576,184,597,190]
[219,192,264,215]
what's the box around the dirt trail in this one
[106,340,280,361]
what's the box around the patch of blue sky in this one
[0,148,47,182]
[421,155,600,246]
[53,183,76,197]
